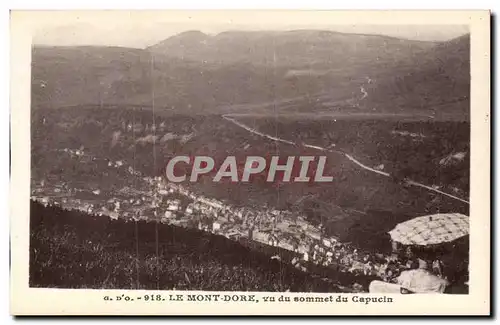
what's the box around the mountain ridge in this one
[147,29,437,68]
[31,32,470,119]
[150,29,439,48]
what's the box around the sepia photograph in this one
[10,10,490,316]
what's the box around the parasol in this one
[388,213,469,246]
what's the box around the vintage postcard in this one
[10,10,490,315]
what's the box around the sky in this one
[30,11,470,48]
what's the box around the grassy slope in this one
[362,34,470,116]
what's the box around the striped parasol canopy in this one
[388,213,469,246]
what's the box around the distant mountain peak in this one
[173,30,209,38]
[149,30,210,50]
[443,33,470,48]
[162,30,210,43]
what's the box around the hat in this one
[418,258,429,270]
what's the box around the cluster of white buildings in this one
[59,147,85,157]
[121,121,168,133]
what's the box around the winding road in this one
[222,114,470,205]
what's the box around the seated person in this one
[405,257,419,270]
[396,259,449,293]
[369,259,449,294]
[432,257,444,278]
